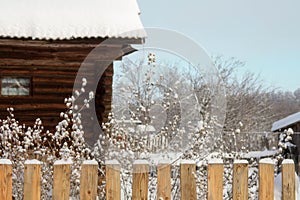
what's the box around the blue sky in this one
[137,0,300,91]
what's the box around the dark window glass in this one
[1,77,31,96]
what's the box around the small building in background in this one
[272,111,300,172]
[272,111,300,134]
[0,0,145,145]
[272,111,300,153]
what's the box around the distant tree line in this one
[113,54,300,152]
[213,56,300,134]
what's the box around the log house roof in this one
[0,0,145,40]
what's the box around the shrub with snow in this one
[0,78,93,199]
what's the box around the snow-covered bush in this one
[0,108,55,199]
[277,128,296,160]
[0,53,280,199]
[0,78,94,199]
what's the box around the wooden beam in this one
[180,160,197,200]
[207,159,223,200]
[80,160,98,200]
[0,37,143,47]
[233,160,248,200]
[282,159,296,200]
[132,160,149,200]
[53,160,72,200]
[105,160,121,200]
[0,159,12,200]
[24,160,41,200]
[157,162,171,200]
[258,158,274,200]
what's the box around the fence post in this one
[282,159,296,200]
[233,160,248,200]
[105,160,121,200]
[207,159,223,200]
[157,162,171,200]
[24,159,42,200]
[180,160,196,200]
[53,159,72,200]
[259,158,274,200]
[132,160,149,200]
[0,159,12,200]
[80,160,98,200]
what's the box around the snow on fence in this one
[0,158,297,199]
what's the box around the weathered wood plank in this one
[233,160,248,200]
[180,160,196,200]
[207,159,223,200]
[157,163,171,200]
[0,38,142,47]
[282,159,296,200]
[105,160,121,200]
[259,158,274,200]
[0,159,12,200]
[0,59,84,67]
[0,103,66,110]
[132,160,149,200]
[80,160,98,200]
[53,161,72,200]
[0,68,78,76]
[33,87,74,94]
[0,47,123,61]
[24,160,41,200]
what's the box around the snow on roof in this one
[271,111,300,132]
[0,0,145,40]
[241,150,277,159]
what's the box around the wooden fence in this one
[0,158,297,200]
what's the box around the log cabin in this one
[0,0,145,145]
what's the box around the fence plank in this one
[53,160,72,200]
[207,159,223,200]
[80,160,98,200]
[106,160,121,200]
[180,160,196,200]
[233,160,248,200]
[24,159,41,200]
[2,157,298,199]
[132,160,149,200]
[0,159,12,200]
[157,163,171,200]
[259,158,274,200]
[282,159,296,200]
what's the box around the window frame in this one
[0,76,32,97]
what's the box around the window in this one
[1,77,31,96]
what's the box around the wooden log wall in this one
[0,38,137,145]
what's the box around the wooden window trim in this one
[0,76,33,97]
